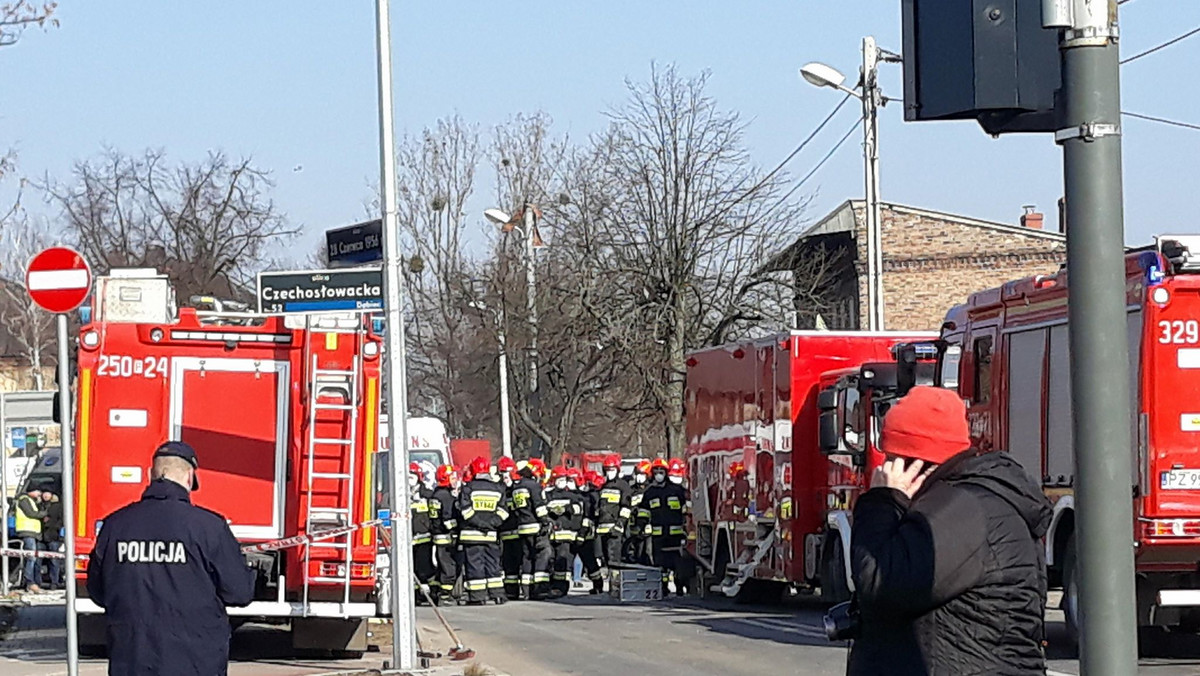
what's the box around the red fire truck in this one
[934,236,1200,639]
[684,330,934,601]
[71,270,383,655]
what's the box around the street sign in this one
[326,219,383,267]
[26,247,92,313]
[256,267,384,314]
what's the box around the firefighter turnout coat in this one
[86,479,255,676]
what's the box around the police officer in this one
[641,458,688,598]
[545,467,584,598]
[595,454,633,587]
[409,462,436,603]
[429,464,461,605]
[86,441,255,676]
[456,456,509,605]
[508,460,549,600]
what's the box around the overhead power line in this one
[1122,110,1200,131]
[768,116,864,214]
[1121,25,1200,64]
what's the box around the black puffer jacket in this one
[848,451,1052,676]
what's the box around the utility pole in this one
[861,36,885,331]
[1050,0,1137,672]
[522,204,542,458]
[497,314,513,459]
[374,0,416,669]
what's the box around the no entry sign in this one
[26,247,92,313]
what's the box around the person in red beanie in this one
[845,386,1052,676]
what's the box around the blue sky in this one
[2,1,1197,259]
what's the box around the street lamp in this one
[468,294,513,460]
[800,37,899,331]
[484,204,545,457]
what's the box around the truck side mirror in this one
[819,410,840,453]
[817,388,838,411]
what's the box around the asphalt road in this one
[5,592,1200,675]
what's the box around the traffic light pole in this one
[1057,2,1138,672]
[374,0,416,669]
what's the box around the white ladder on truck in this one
[718,527,777,598]
[301,319,365,615]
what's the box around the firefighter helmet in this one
[602,454,621,470]
[497,456,518,479]
[668,458,686,478]
[649,458,669,472]
[635,460,651,476]
[436,464,457,487]
[729,461,747,478]
[551,465,570,480]
[528,457,547,478]
[469,455,491,479]
[589,471,606,489]
[408,461,424,480]
[567,467,583,482]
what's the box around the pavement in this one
[5,588,1200,675]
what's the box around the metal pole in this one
[497,324,513,459]
[862,36,884,331]
[1,392,8,596]
[1058,2,1137,673]
[522,205,541,457]
[374,0,416,669]
[57,314,78,676]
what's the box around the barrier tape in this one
[0,518,387,561]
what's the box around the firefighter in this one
[526,457,554,598]
[410,462,436,603]
[456,455,510,605]
[596,454,633,586]
[625,460,652,565]
[576,470,605,594]
[496,456,523,599]
[727,461,751,521]
[508,459,550,600]
[429,464,461,605]
[86,441,255,676]
[545,466,585,598]
[641,458,689,597]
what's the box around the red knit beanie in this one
[879,386,970,465]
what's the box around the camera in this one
[823,600,861,641]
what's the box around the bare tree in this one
[0,212,57,389]
[585,64,813,458]
[43,148,299,302]
[1,1,56,48]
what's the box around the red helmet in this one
[436,464,457,487]
[497,456,518,479]
[527,457,547,478]
[729,461,747,478]
[567,467,583,482]
[649,458,669,472]
[470,456,491,479]
[589,471,606,489]
[668,458,686,478]
[635,460,651,476]
[602,454,621,470]
[551,465,570,480]
[409,461,424,480]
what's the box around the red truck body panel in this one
[449,439,492,468]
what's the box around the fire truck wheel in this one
[1061,533,1080,648]
[819,533,851,605]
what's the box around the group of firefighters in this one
[407,453,690,606]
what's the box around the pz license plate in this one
[1161,470,1200,490]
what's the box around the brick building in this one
[770,200,1067,331]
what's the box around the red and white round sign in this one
[26,247,92,313]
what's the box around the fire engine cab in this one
[934,235,1200,641]
[71,270,383,656]
[684,330,933,602]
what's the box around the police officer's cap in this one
[153,441,200,490]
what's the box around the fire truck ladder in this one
[718,527,777,598]
[301,320,365,616]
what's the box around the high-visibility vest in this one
[14,495,41,535]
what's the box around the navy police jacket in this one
[86,479,255,676]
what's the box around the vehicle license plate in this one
[1161,469,1200,490]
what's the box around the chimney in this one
[1020,204,1044,230]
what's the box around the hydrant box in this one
[609,564,663,602]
